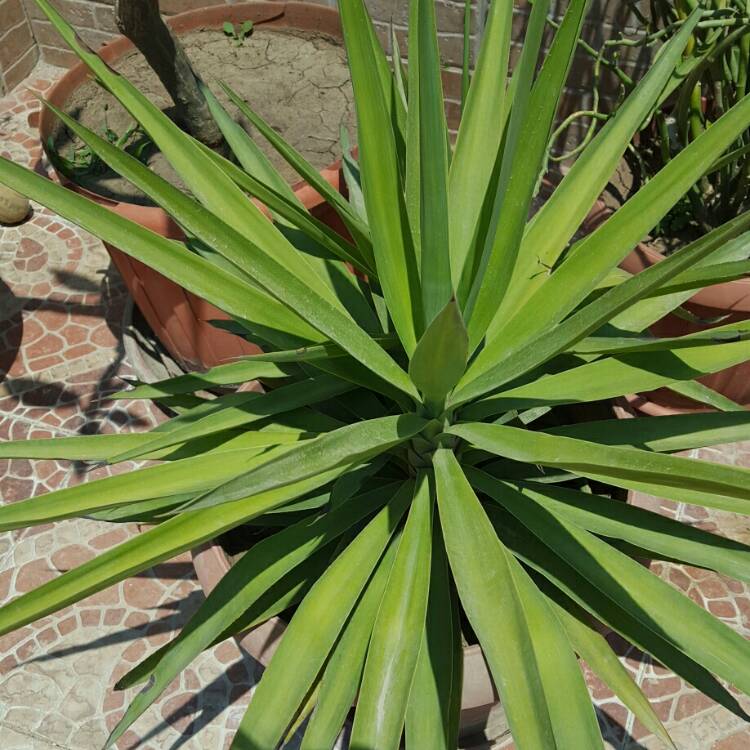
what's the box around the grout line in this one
[0,18,30,45]
[0,718,76,749]
[622,654,651,750]
[0,411,82,438]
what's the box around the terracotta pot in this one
[585,201,750,414]
[192,540,500,738]
[37,2,348,372]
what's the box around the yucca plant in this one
[4,0,750,748]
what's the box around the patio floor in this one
[1,63,750,750]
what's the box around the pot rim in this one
[36,1,344,212]
[618,391,729,416]
[191,538,499,715]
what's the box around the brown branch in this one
[115,0,222,146]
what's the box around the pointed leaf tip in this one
[409,298,468,410]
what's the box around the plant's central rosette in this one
[1,1,750,749]
[406,417,452,470]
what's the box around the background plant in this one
[2,1,750,749]
[550,0,750,237]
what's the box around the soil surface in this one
[52,27,357,204]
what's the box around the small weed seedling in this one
[223,20,254,47]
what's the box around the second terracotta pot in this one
[586,201,750,413]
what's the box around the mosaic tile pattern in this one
[2,64,750,750]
